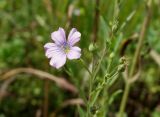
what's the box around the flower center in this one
[62,42,70,53]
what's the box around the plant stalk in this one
[118,0,152,117]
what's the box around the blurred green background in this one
[0,0,160,117]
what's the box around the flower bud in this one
[90,105,100,114]
[105,73,110,78]
[119,56,126,64]
[89,43,97,52]
[118,64,126,72]
[109,52,115,59]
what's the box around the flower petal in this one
[68,28,81,46]
[44,43,56,50]
[49,52,66,69]
[45,44,62,58]
[67,46,81,60]
[51,27,66,45]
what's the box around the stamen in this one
[62,42,70,53]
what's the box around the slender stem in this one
[79,58,92,76]
[129,4,151,77]
[93,47,106,81]
[107,57,113,73]
[118,1,152,116]
[76,59,92,116]
[108,71,119,81]
[91,70,119,107]
[87,72,92,117]
[99,55,114,116]
[87,0,100,116]
[119,82,130,117]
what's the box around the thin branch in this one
[122,66,129,82]
[62,98,84,107]
[129,68,141,83]
[119,0,152,116]
[0,77,15,101]
[0,68,78,93]
[129,0,152,77]
[150,49,160,66]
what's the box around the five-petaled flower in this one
[44,27,81,69]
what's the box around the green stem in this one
[106,58,112,72]
[100,52,114,116]
[118,1,152,116]
[79,58,92,116]
[87,48,106,117]
[91,70,119,107]
[119,82,130,117]
[93,47,106,81]
[79,58,92,76]
[87,71,92,117]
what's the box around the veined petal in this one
[45,44,62,58]
[50,53,66,69]
[67,46,81,60]
[44,43,56,50]
[51,27,66,45]
[68,28,81,46]
[68,28,77,39]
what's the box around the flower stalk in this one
[118,0,152,116]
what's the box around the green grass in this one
[0,0,160,117]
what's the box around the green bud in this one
[111,20,119,32]
[109,52,115,59]
[118,64,126,72]
[112,25,118,32]
[90,105,100,114]
[119,56,126,64]
[105,73,110,78]
[89,43,97,52]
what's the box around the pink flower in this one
[44,27,81,69]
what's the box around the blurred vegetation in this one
[0,0,160,117]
